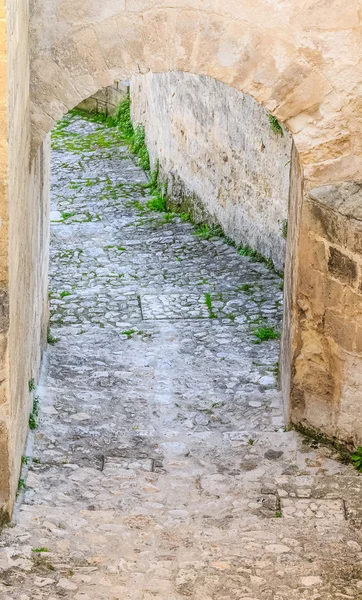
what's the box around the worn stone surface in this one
[77,81,128,116]
[1,113,362,599]
[130,72,292,270]
[29,0,362,188]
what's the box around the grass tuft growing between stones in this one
[147,193,167,212]
[29,397,40,430]
[17,478,26,497]
[253,326,281,342]
[121,329,137,339]
[113,98,151,170]
[239,283,253,293]
[351,447,362,472]
[47,328,59,346]
[269,114,284,136]
[238,244,275,272]
[204,292,217,319]
[194,223,224,240]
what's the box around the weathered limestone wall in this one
[292,184,362,447]
[0,0,10,523]
[0,0,50,519]
[130,72,292,269]
[77,81,128,116]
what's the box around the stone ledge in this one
[309,182,362,221]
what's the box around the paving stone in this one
[1,113,362,599]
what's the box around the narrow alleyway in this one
[1,113,362,599]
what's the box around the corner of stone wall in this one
[290,181,362,448]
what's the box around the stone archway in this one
[0,0,361,517]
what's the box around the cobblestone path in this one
[1,113,362,599]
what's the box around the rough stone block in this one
[304,200,349,246]
[298,267,325,317]
[351,223,362,256]
[309,182,362,220]
[325,309,356,352]
[324,276,345,309]
[328,247,358,286]
[343,287,362,321]
[299,234,326,272]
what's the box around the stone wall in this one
[292,184,362,447]
[0,0,50,519]
[130,72,292,270]
[77,81,128,115]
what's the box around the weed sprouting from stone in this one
[60,290,71,298]
[204,293,217,319]
[162,213,176,224]
[17,478,26,492]
[194,223,223,240]
[61,212,76,221]
[254,327,281,342]
[32,552,56,572]
[226,313,236,321]
[269,115,284,136]
[28,378,36,392]
[29,397,40,430]
[273,361,280,378]
[130,126,150,171]
[239,284,253,293]
[32,548,49,553]
[122,329,137,339]
[113,98,134,139]
[351,447,362,472]
[147,194,167,212]
[47,328,59,345]
[112,98,151,171]
[33,397,40,417]
[238,245,275,271]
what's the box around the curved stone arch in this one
[30,0,362,187]
[29,0,362,444]
[0,0,361,518]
